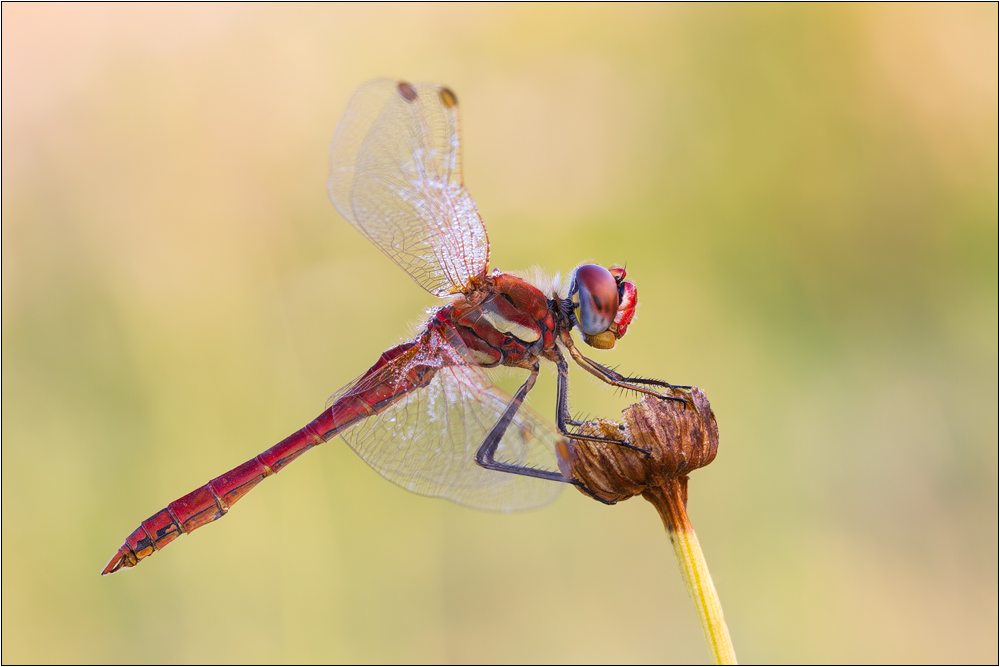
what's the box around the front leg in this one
[559,331,690,405]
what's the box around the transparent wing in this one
[325,329,564,512]
[328,79,490,297]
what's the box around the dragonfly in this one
[102,79,688,575]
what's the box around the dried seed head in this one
[557,388,718,504]
[557,388,736,662]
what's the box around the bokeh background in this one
[3,4,997,663]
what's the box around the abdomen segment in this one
[101,343,426,575]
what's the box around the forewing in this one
[328,79,490,297]
[326,335,564,512]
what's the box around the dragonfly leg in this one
[551,346,651,455]
[474,361,570,483]
[471,365,618,504]
[571,480,618,505]
[559,332,690,405]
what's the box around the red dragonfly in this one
[102,80,687,575]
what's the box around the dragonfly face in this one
[569,264,638,350]
[101,79,687,575]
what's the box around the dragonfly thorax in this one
[441,272,558,369]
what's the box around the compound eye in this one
[573,264,620,336]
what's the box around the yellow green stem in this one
[645,481,737,665]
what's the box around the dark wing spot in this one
[397,82,418,102]
[439,87,458,108]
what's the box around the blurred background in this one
[3,4,996,663]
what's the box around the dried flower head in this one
[557,388,735,665]
[557,388,718,506]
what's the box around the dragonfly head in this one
[570,264,637,350]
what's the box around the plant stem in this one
[645,480,737,665]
